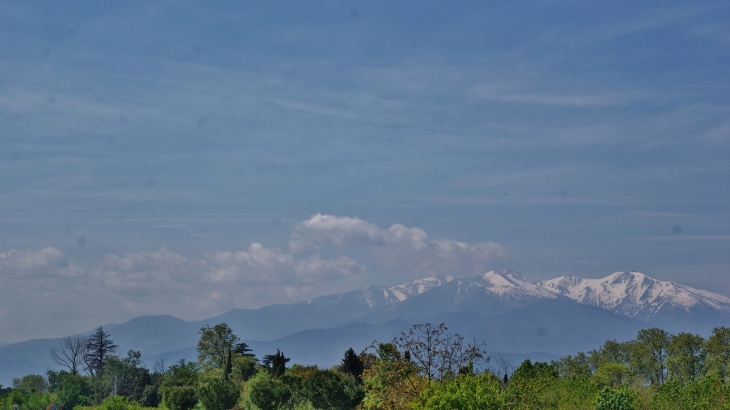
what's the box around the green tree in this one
[164,360,200,387]
[56,375,91,410]
[161,360,200,410]
[12,375,48,394]
[195,378,240,410]
[666,332,705,384]
[7,390,25,406]
[649,376,729,410]
[545,376,601,410]
[263,350,290,378]
[361,343,423,410]
[20,392,51,410]
[295,368,363,410]
[592,363,630,388]
[102,350,147,400]
[245,373,292,410]
[46,370,69,393]
[99,395,140,410]
[511,360,557,381]
[631,328,670,385]
[503,360,558,409]
[197,323,240,378]
[703,326,730,379]
[230,355,258,383]
[416,374,504,410]
[340,348,365,383]
[553,352,593,379]
[163,386,198,410]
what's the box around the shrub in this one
[594,387,635,410]
[196,379,240,410]
[416,374,504,410]
[164,386,198,410]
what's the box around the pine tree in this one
[340,348,365,383]
[263,350,290,378]
[234,342,255,357]
[85,326,117,377]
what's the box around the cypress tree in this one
[224,348,232,381]
[263,350,290,378]
[340,348,365,382]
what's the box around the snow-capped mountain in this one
[473,270,557,300]
[379,269,730,332]
[392,270,556,304]
[383,270,560,319]
[386,275,453,302]
[4,269,729,385]
[342,270,730,332]
[539,271,730,332]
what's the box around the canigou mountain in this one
[1,270,728,385]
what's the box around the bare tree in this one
[393,323,489,381]
[50,334,89,376]
[153,358,166,375]
[491,354,514,383]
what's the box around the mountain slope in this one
[384,270,558,319]
[249,299,646,363]
[4,269,730,385]
[540,271,730,332]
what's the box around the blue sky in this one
[1,0,729,343]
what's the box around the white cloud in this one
[91,247,193,294]
[294,213,506,275]
[0,215,501,342]
[87,243,366,298]
[294,254,365,282]
[0,247,83,278]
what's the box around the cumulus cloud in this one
[292,213,506,275]
[0,247,83,278]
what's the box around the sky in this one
[1,0,729,344]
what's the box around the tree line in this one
[3,323,730,409]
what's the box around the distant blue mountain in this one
[2,270,729,385]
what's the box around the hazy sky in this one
[1,0,729,343]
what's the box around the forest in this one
[2,322,730,409]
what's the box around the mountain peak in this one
[606,271,649,284]
[541,271,730,321]
[471,270,557,299]
[386,274,453,302]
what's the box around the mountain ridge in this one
[539,271,730,328]
[2,269,729,385]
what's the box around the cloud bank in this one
[0,214,504,342]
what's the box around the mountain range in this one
[2,270,729,385]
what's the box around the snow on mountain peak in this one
[353,269,730,325]
[539,271,730,320]
[477,270,557,298]
[387,274,453,302]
